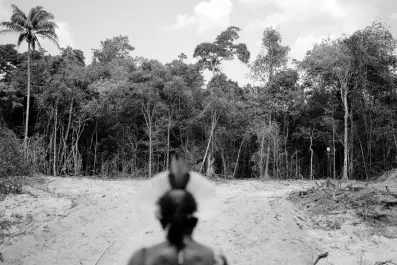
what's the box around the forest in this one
[1,5,397,182]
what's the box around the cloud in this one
[290,34,338,60]
[194,0,233,33]
[166,0,233,33]
[237,0,272,9]
[166,14,196,31]
[244,0,377,33]
[55,21,76,48]
[0,0,11,22]
[391,12,397,20]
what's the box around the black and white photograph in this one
[0,0,397,264]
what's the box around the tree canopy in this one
[1,16,397,182]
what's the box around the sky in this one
[0,0,397,86]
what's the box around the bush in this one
[0,176,24,199]
[0,126,30,195]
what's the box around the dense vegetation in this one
[1,5,397,181]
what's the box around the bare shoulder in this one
[127,242,228,265]
[190,241,213,254]
[189,242,228,265]
[127,248,146,265]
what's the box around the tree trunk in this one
[369,115,373,174]
[148,105,152,178]
[73,118,86,175]
[342,87,349,181]
[221,150,227,177]
[166,111,172,169]
[273,136,276,179]
[264,117,271,178]
[62,99,74,171]
[391,119,397,164]
[53,101,58,177]
[259,133,265,178]
[94,125,98,174]
[359,135,369,181]
[200,113,219,173]
[141,101,154,178]
[309,128,314,180]
[349,109,354,178]
[269,65,274,83]
[285,128,289,179]
[233,136,245,178]
[206,153,215,177]
[332,111,336,180]
[23,42,31,153]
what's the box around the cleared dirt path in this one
[1,177,396,265]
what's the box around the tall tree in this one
[301,38,354,180]
[250,27,290,85]
[0,5,59,152]
[161,69,193,169]
[92,35,135,64]
[344,21,397,179]
[130,60,167,177]
[193,26,250,76]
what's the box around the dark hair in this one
[157,189,198,250]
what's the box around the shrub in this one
[0,126,30,197]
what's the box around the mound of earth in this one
[378,169,397,183]
[288,179,397,235]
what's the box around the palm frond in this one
[0,29,18,35]
[28,6,43,21]
[31,9,55,28]
[36,21,58,31]
[11,4,27,19]
[10,4,28,27]
[36,29,58,44]
[35,29,56,37]
[35,37,43,51]
[0,21,25,33]
[10,15,28,28]
[17,33,27,47]
[39,34,60,49]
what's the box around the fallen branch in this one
[94,241,116,265]
[313,252,328,265]
[7,222,36,238]
[374,260,397,265]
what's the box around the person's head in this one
[156,155,198,249]
[157,190,198,248]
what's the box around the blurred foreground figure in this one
[128,155,228,265]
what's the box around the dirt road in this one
[1,177,396,265]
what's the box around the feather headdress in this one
[135,156,219,227]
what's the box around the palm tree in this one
[0,5,59,152]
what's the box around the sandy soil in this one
[1,177,397,265]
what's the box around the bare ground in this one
[1,176,397,265]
